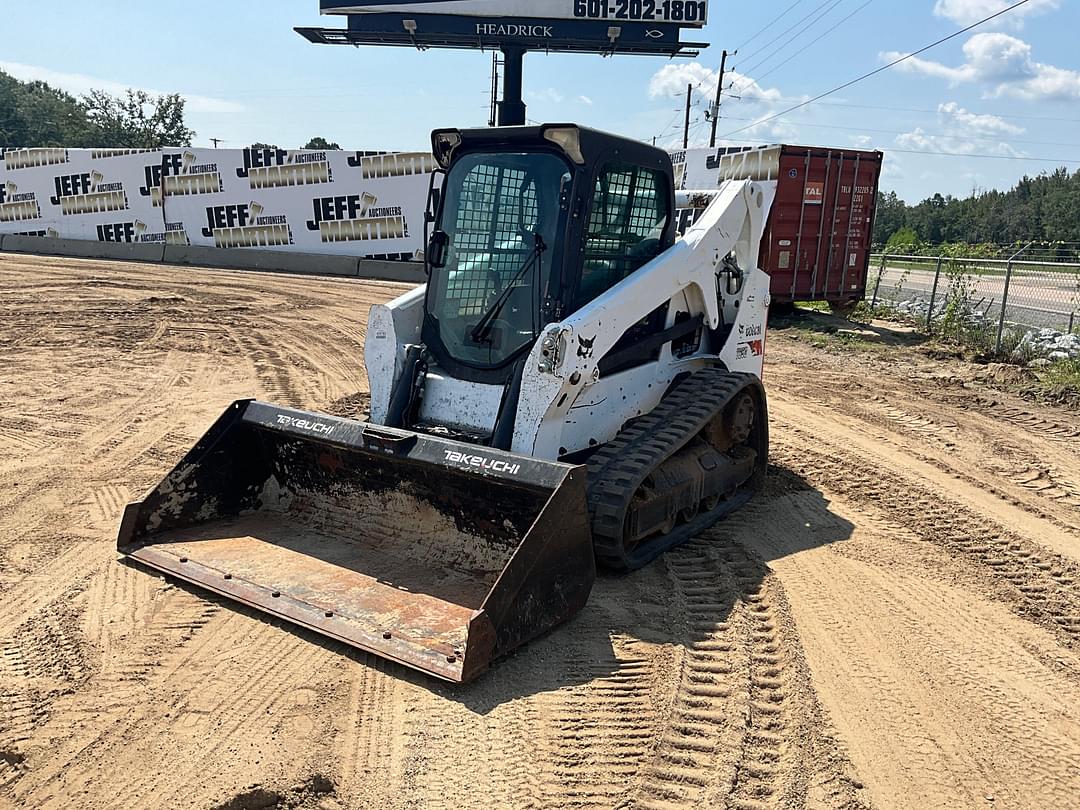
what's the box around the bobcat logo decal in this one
[577,335,596,359]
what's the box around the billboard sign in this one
[321,0,708,26]
[333,12,686,50]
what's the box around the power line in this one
[706,132,1080,165]
[723,0,872,145]
[736,0,846,80]
[736,0,841,70]
[733,0,806,52]
[718,0,1035,140]
[887,147,1080,164]
[654,94,693,142]
[719,113,1080,150]
[752,0,875,85]
[790,99,1080,125]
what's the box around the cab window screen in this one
[578,162,669,306]
[447,161,539,316]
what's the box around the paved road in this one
[874,263,1080,331]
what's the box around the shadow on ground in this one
[770,307,926,347]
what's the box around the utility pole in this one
[709,49,732,148]
[488,52,501,128]
[210,138,223,148]
[683,83,692,149]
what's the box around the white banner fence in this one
[0,147,436,261]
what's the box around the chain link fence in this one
[866,253,1080,358]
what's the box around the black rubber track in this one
[585,367,768,572]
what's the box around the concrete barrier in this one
[0,234,426,285]
[357,258,427,284]
[162,244,360,277]
[0,234,165,263]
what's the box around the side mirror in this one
[428,230,449,269]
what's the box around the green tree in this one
[0,70,93,147]
[82,89,194,147]
[874,166,1080,252]
[872,190,907,245]
[885,226,921,253]
[0,69,196,148]
[303,136,341,150]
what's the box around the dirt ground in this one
[1,253,1078,810]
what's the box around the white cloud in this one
[648,63,782,106]
[647,63,794,146]
[933,0,1059,27]
[851,135,874,148]
[894,96,1027,160]
[937,101,1024,135]
[883,32,1080,100]
[527,87,564,104]
[895,126,1025,158]
[0,61,243,113]
[577,95,594,106]
[881,154,903,179]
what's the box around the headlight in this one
[542,126,584,165]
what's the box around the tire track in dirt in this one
[233,330,310,406]
[771,419,1080,647]
[396,662,549,810]
[996,460,1080,508]
[744,488,1080,809]
[630,548,743,810]
[83,484,132,529]
[960,396,1080,441]
[876,400,959,441]
[0,544,108,638]
[632,528,866,810]
[866,395,1080,531]
[772,380,1080,550]
[542,648,657,808]
[331,657,404,808]
[0,589,93,787]
[10,613,334,810]
[769,352,1080,539]
[261,313,366,405]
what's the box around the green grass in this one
[803,331,889,353]
[1034,357,1080,403]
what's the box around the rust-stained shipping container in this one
[674,144,884,307]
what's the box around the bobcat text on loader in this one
[117,124,773,682]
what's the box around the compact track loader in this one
[118,124,774,682]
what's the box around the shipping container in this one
[672,144,884,308]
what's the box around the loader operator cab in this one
[424,124,677,384]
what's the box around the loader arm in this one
[512,179,773,457]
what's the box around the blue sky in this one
[2,0,1078,201]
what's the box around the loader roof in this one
[431,123,673,175]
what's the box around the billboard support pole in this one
[498,46,527,126]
